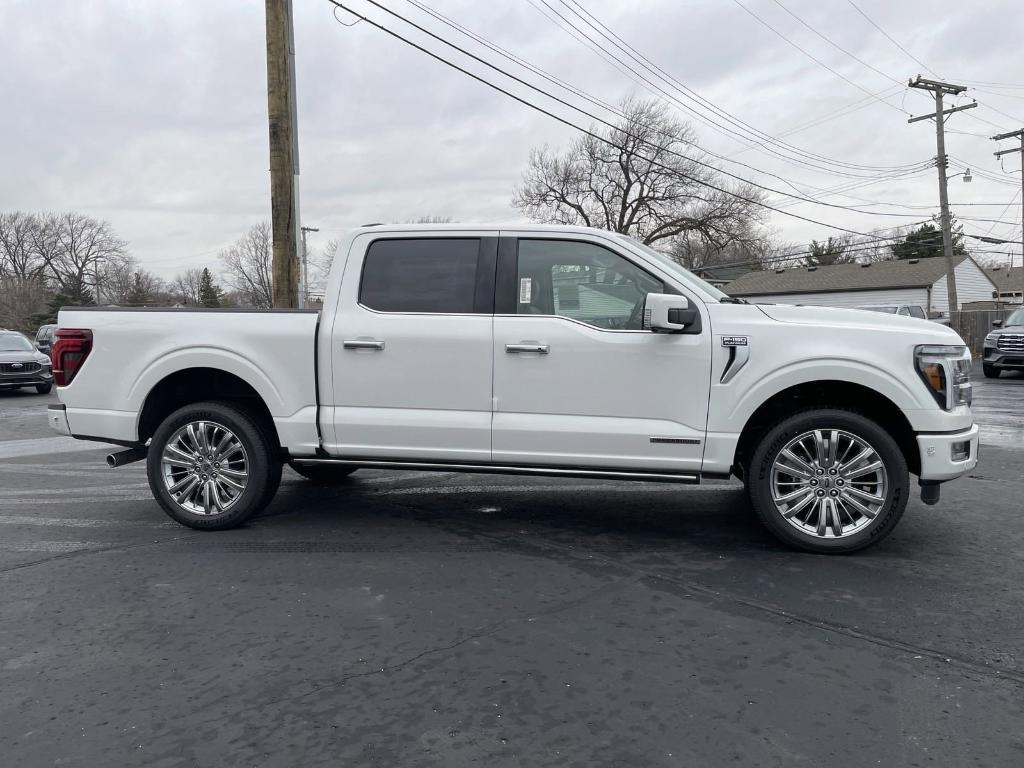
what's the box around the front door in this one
[326,233,497,462]
[492,235,712,473]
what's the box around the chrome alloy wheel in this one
[160,421,249,516]
[770,429,889,539]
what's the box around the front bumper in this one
[0,367,53,388]
[917,424,979,482]
[983,346,1024,370]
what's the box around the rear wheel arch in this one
[137,367,280,452]
[733,381,919,480]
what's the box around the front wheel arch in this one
[733,381,919,480]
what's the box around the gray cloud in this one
[1,0,1022,278]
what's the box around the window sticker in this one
[519,277,532,304]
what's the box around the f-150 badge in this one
[721,336,748,347]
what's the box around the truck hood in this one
[755,303,963,342]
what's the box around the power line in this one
[729,0,908,110]
[340,0,936,220]
[767,0,903,86]
[551,0,921,175]
[844,0,941,78]
[325,0,922,241]
[403,0,928,210]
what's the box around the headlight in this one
[914,344,972,410]
[984,332,999,346]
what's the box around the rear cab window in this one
[359,238,492,314]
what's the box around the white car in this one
[48,225,978,553]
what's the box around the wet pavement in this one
[1,381,1023,767]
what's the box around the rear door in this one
[491,233,712,473]
[324,233,497,462]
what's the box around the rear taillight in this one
[51,328,93,386]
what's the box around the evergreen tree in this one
[198,268,223,308]
[890,221,966,261]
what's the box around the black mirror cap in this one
[992,319,1003,328]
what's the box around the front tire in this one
[147,401,282,530]
[983,364,1001,379]
[36,383,52,394]
[746,409,909,554]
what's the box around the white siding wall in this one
[931,259,999,313]
[741,288,929,310]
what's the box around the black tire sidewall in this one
[982,365,1000,379]
[36,384,52,394]
[747,409,909,553]
[147,401,275,530]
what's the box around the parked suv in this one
[35,324,56,355]
[0,330,54,394]
[983,307,1024,378]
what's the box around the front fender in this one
[715,357,931,433]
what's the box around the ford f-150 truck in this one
[47,224,979,553]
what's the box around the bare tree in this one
[0,212,48,280]
[220,222,273,308]
[171,268,205,306]
[513,96,768,248]
[98,255,163,305]
[0,276,49,332]
[40,212,126,302]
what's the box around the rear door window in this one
[360,238,481,314]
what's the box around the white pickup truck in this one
[48,224,978,553]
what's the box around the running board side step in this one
[289,458,700,484]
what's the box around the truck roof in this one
[349,223,621,237]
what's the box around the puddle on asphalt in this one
[978,423,1024,449]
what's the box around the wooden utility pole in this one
[908,77,977,325]
[992,129,1024,305]
[265,0,301,308]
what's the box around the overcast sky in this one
[2,0,1023,279]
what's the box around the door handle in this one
[343,339,385,351]
[505,343,550,354]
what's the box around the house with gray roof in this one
[723,255,997,317]
[984,264,1023,305]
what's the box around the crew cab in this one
[48,225,979,553]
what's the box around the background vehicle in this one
[0,330,54,394]
[35,324,56,355]
[982,307,1024,378]
[859,305,929,320]
[48,225,978,553]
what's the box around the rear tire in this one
[36,383,52,394]
[983,364,1001,379]
[289,462,357,484]
[746,409,909,554]
[147,401,281,530]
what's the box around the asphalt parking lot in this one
[2,371,1023,767]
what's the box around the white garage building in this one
[723,256,997,317]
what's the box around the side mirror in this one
[992,319,1003,328]
[644,293,699,333]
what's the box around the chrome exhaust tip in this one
[106,447,147,468]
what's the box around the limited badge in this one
[721,336,748,347]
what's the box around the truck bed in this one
[55,307,321,454]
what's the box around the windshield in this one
[0,334,34,352]
[616,234,730,301]
[1006,308,1024,326]
[863,306,898,314]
